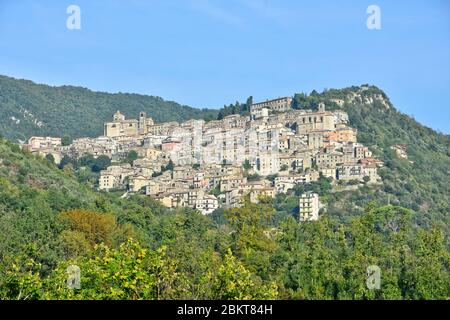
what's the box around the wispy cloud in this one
[239,0,300,26]
[186,0,245,28]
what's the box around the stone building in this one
[391,144,408,159]
[250,97,293,120]
[104,111,138,137]
[25,136,62,164]
[98,164,134,190]
[104,111,155,138]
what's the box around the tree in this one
[79,154,95,168]
[224,198,277,279]
[61,135,72,147]
[45,154,55,164]
[402,228,450,299]
[91,155,111,173]
[243,160,252,170]
[57,209,133,247]
[246,96,253,108]
[58,230,91,259]
[40,240,186,300]
[63,163,75,177]
[165,159,174,172]
[0,255,43,300]
[210,248,278,300]
[59,155,74,169]
[126,150,138,165]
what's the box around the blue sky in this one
[0,0,449,133]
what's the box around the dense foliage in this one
[0,138,448,300]
[0,81,448,300]
[215,86,450,237]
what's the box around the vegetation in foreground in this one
[0,138,448,300]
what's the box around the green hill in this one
[216,86,450,234]
[0,75,218,141]
[0,136,448,299]
[0,77,448,300]
[294,86,449,233]
[1,75,448,231]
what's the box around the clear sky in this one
[0,0,449,133]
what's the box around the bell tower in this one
[318,103,325,112]
[139,112,147,134]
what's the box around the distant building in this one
[295,110,335,134]
[25,136,62,164]
[355,145,372,160]
[250,97,293,120]
[249,187,276,204]
[90,96,381,215]
[98,164,133,191]
[27,136,61,149]
[195,194,219,215]
[299,193,319,221]
[391,144,408,159]
[104,111,154,137]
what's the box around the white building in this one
[195,194,219,215]
[299,193,319,222]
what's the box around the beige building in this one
[355,145,372,160]
[249,187,276,204]
[315,149,345,169]
[296,111,335,135]
[251,97,293,120]
[25,136,62,164]
[391,144,408,159]
[256,153,280,176]
[362,164,380,183]
[104,111,155,138]
[99,164,133,190]
[336,164,364,181]
[27,136,61,149]
[128,175,150,193]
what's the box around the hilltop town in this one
[23,96,384,221]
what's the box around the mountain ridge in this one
[1,75,449,228]
[0,74,219,141]
[0,77,448,299]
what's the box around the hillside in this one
[217,86,450,235]
[0,136,448,300]
[0,75,219,141]
[302,86,450,233]
[1,75,448,232]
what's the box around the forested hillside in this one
[0,78,448,299]
[218,86,450,236]
[0,135,448,300]
[0,75,218,141]
[296,86,450,235]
